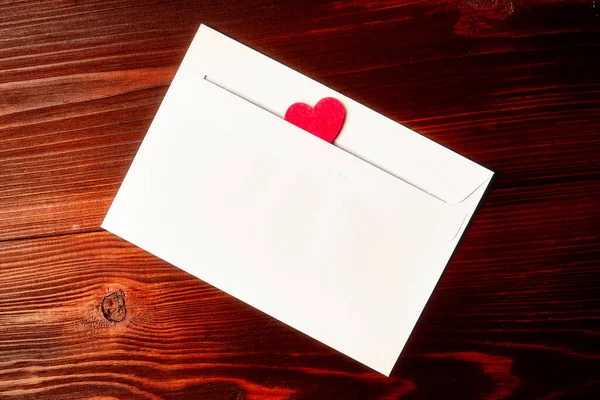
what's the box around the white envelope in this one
[102,25,493,376]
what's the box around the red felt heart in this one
[284,97,345,143]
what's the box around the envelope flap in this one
[184,25,493,205]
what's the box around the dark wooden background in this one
[1,0,599,398]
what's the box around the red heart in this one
[284,97,345,143]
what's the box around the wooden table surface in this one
[1,0,599,399]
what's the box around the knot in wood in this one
[101,291,126,323]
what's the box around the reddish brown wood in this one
[0,0,599,398]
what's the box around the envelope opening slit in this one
[203,74,447,203]
[204,75,284,118]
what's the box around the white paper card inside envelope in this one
[102,25,494,376]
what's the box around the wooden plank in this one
[1,0,599,398]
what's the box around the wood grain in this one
[1,0,599,398]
